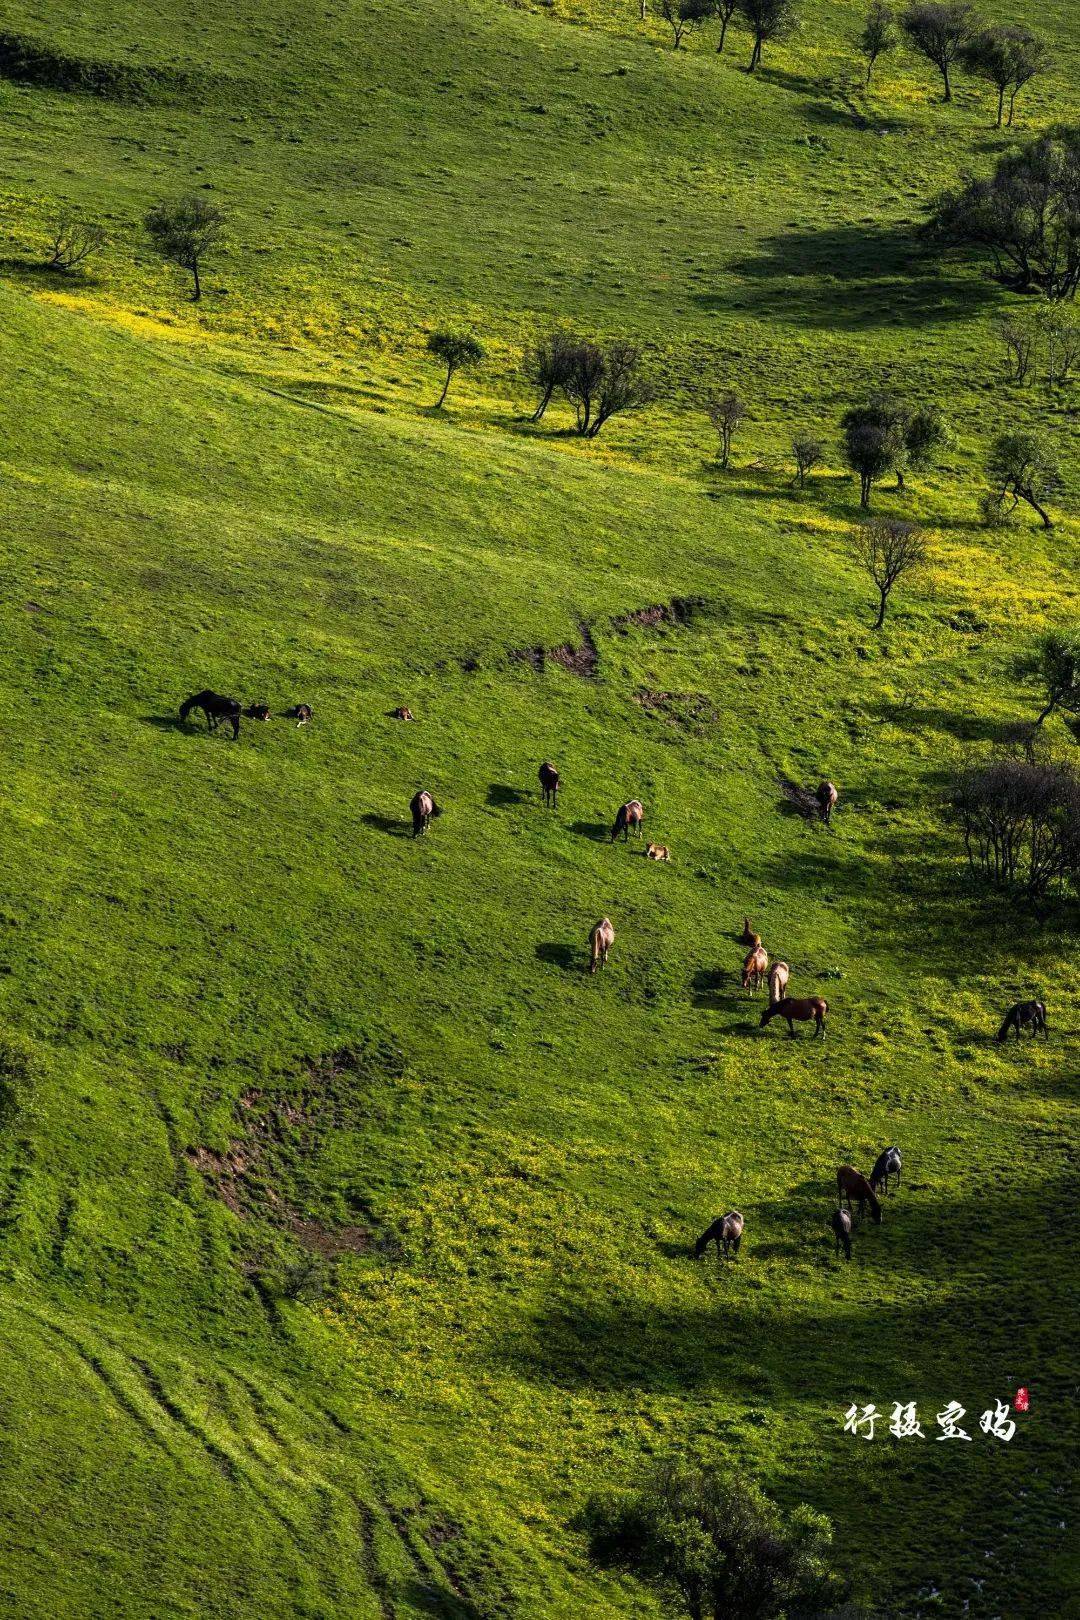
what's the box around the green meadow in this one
[0,0,1077,1613]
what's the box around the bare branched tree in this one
[563,341,653,438]
[998,317,1038,384]
[949,757,1080,897]
[851,517,928,627]
[792,435,825,487]
[525,330,576,421]
[45,212,107,273]
[707,391,745,468]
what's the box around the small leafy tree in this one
[901,1,974,102]
[902,403,950,484]
[144,194,226,301]
[582,1459,845,1620]
[736,0,798,72]
[525,329,576,421]
[987,430,1060,528]
[793,435,825,487]
[714,0,738,51]
[563,340,653,438]
[852,517,928,627]
[659,0,714,48]
[707,391,745,469]
[45,212,106,272]
[841,393,907,507]
[427,330,484,408]
[961,24,1051,129]
[860,0,898,85]
[998,316,1038,383]
[1014,628,1080,727]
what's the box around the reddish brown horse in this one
[611,800,644,842]
[741,945,768,993]
[816,780,838,825]
[539,761,560,807]
[739,916,760,946]
[760,996,827,1038]
[837,1165,882,1223]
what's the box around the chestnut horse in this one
[611,800,644,842]
[768,961,789,1004]
[816,780,838,825]
[739,916,760,947]
[760,996,827,1038]
[837,1165,881,1223]
[589,917,615,974]
[410,790,441,837]
[742,945,768,993]
[694,1211,744,1259]
[539,762,560,807]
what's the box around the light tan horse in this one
[645,843,670,862]
[768,960,789,1004]
[589,917,615,973]
[817,780,838,825]
[741,944,768,993]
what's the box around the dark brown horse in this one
[830,1207,853,1260]
[742,945,768,994]
[392,706,415,721]
[539,762,560,807]
[611,800,644,842]
[179,690,241,740]
[694,1211,744,1259]
[995,1001,1047,1042]
[816,780,838,825]
[410,790,441,837]
[283,704,312,726]
[837,1165,882,1223]
[760,996,827,1038]
[243,703,271,722]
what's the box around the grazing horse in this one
[179,690,241,741]
[837,1165,882,1223]
[243,703,271,722]
[410,790,441,837]
[392,706,415,721]
[996,1001,1048,1042]
[816,780,838,825]
[870,1146,902,1195]
[589,917,615,974]
[538,762,560,807]
[760,996,828,1038]
[694,1211,744,1259]
[739,916,760,947]
[283,704,312,726]
[767,960,789,1004]
[741,945,768,994]
[611,800,644,842]
[830,1208,853,1260]
[645,843,670,862]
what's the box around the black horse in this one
[538,762,559,808]
[179,690,241,740]
[995,1000,1048,1042]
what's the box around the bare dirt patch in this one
[633,689,716,730]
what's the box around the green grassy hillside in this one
[0,0,1078,1614]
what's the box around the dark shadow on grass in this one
[398,1576,485,1619]
[360,812,409,837]
[141,714,184,732]
[487,783,529,806]
[691,966,738,1009]
[875,703,1031,747]
[0,257,102,288]
[536,941,582,974]
[569,820,610,842]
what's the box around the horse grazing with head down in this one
[741,945,768,994]
[760,996,827,1038]
[816,780,838,825]
[694,1211,744,1259]
[538,762,559,808]
[870,1146,902,1195]
[767,961,789,1004]
[410,790,441,837]
[589,917,615,974]
[179,690,241,740]
[611,800,644,842]
[996,1001,1047,1042]
[837,1165,882,1223]
[830,1208,853,1260]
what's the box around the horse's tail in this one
[995,1011,1013,1043]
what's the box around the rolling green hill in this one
[0,0,1078,1614]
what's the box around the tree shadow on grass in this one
[487,783,529,807]
[536,941,583,974]
[569,820,610,842]
[360,812,410,837]
[0,257,101,289]
[874,703,1029,747]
